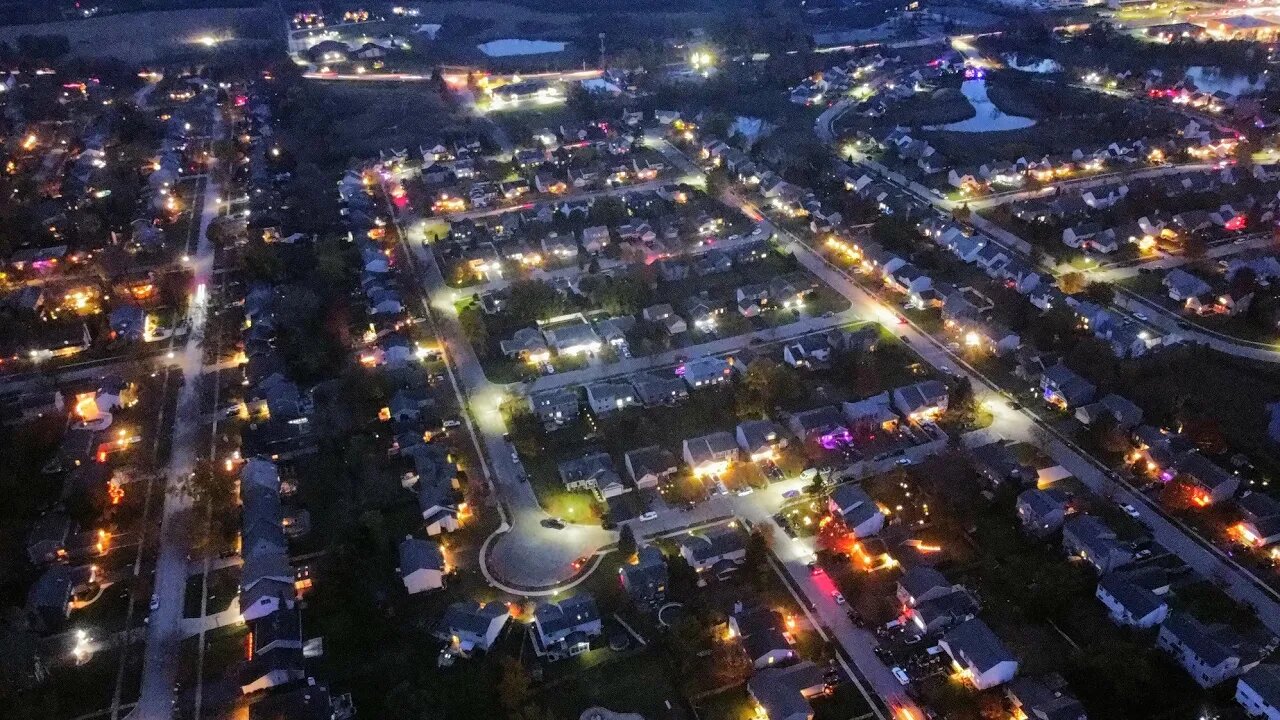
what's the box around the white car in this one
[1120,503,1141,518]
[831,591,846,605]
[638,511,658,522]
[149,594,160,611]
[1132,312,1149,322]
[892,666,910,685]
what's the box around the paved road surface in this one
[130,107,224,720]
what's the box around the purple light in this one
[819,428,853,450]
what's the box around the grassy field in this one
[306,82,478,165]
[0,7,275,62]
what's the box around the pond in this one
[1184,66,1266,97]
[477,38,567,57]
[926,78,1036,133]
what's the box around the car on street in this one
[638,511,658,521]
[807,561,821,575]
[892,666,910,685]
[540,518,566,529]
[1120,503,1141,518]
[442,418,461,429]
[150,594,160,611]
[1133,312,1149,322]
[831,591,845,604]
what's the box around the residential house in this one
[582,226,610,253]
[731,605,797,668]
[241,608,305,694]
[246,678,336,720]
[747,661,827,720]
[683,431,740,477]
[1063,515,1133,574]
[543,321,601,357]
[585,381,639,415]
[912,588,980,636]
[827,483,885,537]
[897,566,957,608]
[736,420,788,461]
[240,552,296,623]
[1040,364,1096,410]
[1075,393,1144,429]
[682,356,734,388]
[787,405,848,442]
[1236,663,1280,720]
[892,380,948,424]
[940,619,1019,690]
[411,444,463,536]
[26,565,73,632]
[1158,612,1261,687]
[842,393,899,434]
[679,525,747,573]
[887,263,933,301]
[631,373,689,407]
[531,593,603,660]
[1165,269,1213,304]
[558,452,627,498]
[783,335,832,368]
[624,446,678,489]
[398,536,446,594]
[529,388,580,426]
[26,512,73,565]
[970,441,1036,487]
[1004,675,1088,720]
[619,545,668,608]
[1016,488,1070,537]
[1177,452,1241,506]
[501,327,550,363]
[1096,574,1169,628]
[1235,492,1280,548]
[435,600,510,654]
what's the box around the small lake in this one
[927,78,1036,133]
[477,39,567,57]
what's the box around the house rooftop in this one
[684,431,738,465]
[681,525,746,562]
[942,618,1014,673]
[899,565,951,600]
[439,600,508,636]
[1099,574,1164,619]
[1241,664,1280,710]
[399,536,445,573]
[534,592,600,636]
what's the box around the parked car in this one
[1120,503,1141,519]
[892,666,910,685]
[540,518,566,529]
[638,511,658,521]
[831,591,846,605]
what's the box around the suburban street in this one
[755,196,1280,636]
[131,105,225,720]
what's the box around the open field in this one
[0,7,278,62]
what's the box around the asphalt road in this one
[131,107,225,720]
